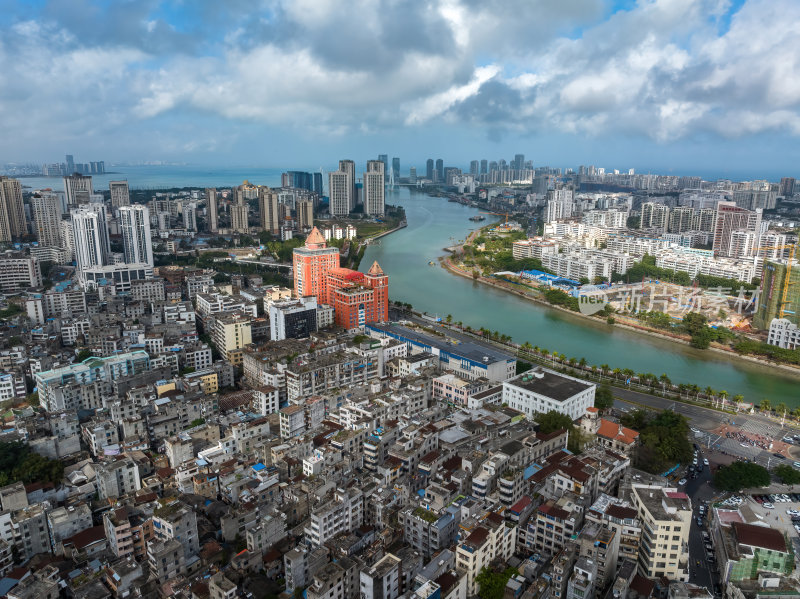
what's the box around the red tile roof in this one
[509,495,532,514]
[596,419,639,445]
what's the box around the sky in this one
[1,0,799,178]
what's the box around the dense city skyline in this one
[2,0,800,175]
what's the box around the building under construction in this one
[754,260,800,329]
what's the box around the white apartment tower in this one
[109,181,130,209]
[364,160,385,216]
[328,170,352,217]
[544,189,574,223]
[71,205,111,274]
[119,205,154,267]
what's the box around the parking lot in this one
[747,493,800,540]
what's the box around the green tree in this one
[537,410,585,453]
[760,398,771,413]
[714,462,770,492]
[476,567,518,599]
[594,384,615,411]
[75,349,93,362]
[774,464,800,485]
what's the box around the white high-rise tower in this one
[119,205,153,267]
[71,205,111,275]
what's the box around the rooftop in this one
[506,368,593,402]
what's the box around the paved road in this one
[610,386,800,466]
[683,448,722,593]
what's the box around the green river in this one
[362,187,800,407]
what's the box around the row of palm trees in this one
[514,341,797,418]
[429,315,798,423]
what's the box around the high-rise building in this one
[544,189,575,223]
[231,185,250,234]
[480,159,488,174]
[65,154,75,174]
[409,167,417,184]
[328,170,352,217]
[259,187,281,235]
[182,204,197,232]
[780,177,796,198]
[109,181,130,209]
[364,160,385,216]
[297,199,314,231]
[313,172,323,195]
[0,176,25,242]
[435,159,444,183]
[63,174,93,207]
[378,154,389,182]
[668,207,694,233]
[630,484,690,581]
[514,154,525,171]
[469,160,479,175]
[292,227,340,299]
[31,193,62,247]
[640,202,670,230]
[391,157,400,181]
[338,160,356,208]
[72,205,111,274]
[712,201,762,257]
[426,159,434,180]
[206,188,218,232]
[118,205,153,267]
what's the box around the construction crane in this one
[753,242,798,318]
[480,211,509,224]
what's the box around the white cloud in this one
[2,0,800,160]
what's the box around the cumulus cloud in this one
[1,0,800,160]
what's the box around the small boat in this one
[428,261,436,266]
[469,215,486,222]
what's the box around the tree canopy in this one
[537,410,585,454]
[621,409,693,474]
[714,462,770,491]
[476,567,518,599]
[594,384,614,411]
[0,442,64,487]
[774,464,800,485]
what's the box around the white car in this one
[787,509,798,515]
[764,502,775,509]
[679,478,687,485]
[691,428,700,433]
[703,458,709,466]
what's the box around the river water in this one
[363,187,800,407]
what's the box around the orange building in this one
[292,227,388,328]
[292,227,340,299]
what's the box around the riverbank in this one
[440,254,800,380]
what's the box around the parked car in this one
[679,478,687,485]
[703,458,709,466]
[696,517,704,526]
[764,502,775,509]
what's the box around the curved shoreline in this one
[440,255,800,380]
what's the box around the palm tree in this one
[793,406,800,421]
[760,398,771,413]
[733,394,744,412]
[579,357,587,368]
[718,390,729,410]
[446,314,453,324]
[600,364,609,377]
[611,368,622,380]
[541,349,550,358]
[776,402,788,424]
[659,373,671,393]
